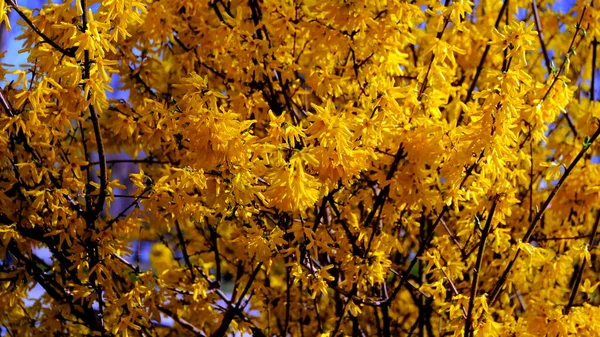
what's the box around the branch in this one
[439,267,467,319]
[175,220,196,282]
[541,6,587,102]
[0,90,14,117]
[383,150,484,306]
[158,305,207,337]
[532,0,552,73]
[458,0,509,125]
[564,209,600,314]
[210,262,263,337]
[489,121,600,305]
[417,11,451,100]
[436,209,465,256]
[362,145,406,257]
[327,194,363,256]
[8,242,107,334]
[79,0,108,220]
[464,196,499,337]
[208,221,222,286]
[592,39,598,101]
[6,0,75,58]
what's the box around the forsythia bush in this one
[1,0,600,335]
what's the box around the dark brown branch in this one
[592,38,598,101]
[211,262,263,337]
[384,150,484,306]
[327,195,363,255]
[464,196,499,337]
[208,221,222,286]
[104,187,152,229]
[209,0,234,29]
[175,220,196,282]
[80,0,108,220]
[284,264,291,336]
[458,0,509,125]
[489,121,600,305]
[78,120,92,220]
[541,6,587,102]
[529,125,534,222]
[417,12,451,100]
[532,0,552,74]
[532,234,590,241]
[6,0,75,57]
[381,304,391,337]
[564,114,579,139]
[564,209,600,314]
[331,284,358,337]
[362,145,406,257]
[158,305,207,337]
[8,242,107,335]
[0,90,14,117]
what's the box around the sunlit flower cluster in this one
[0,0,600,336]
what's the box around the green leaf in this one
[474,215,482,232]
[128,270,140,282]
[550,61,557,74]
[584,136,591,149]
[37,263,50,272]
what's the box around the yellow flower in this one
[149,243,177,275]
[491,21,538,66]
[264,153,320,213]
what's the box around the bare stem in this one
[564,207,600,313]
[464,196,499,337]
[7,0,75,57]
[532,0,552,73]
[458,0,509,125]
[489,121,600,305]
[79,0,108,220]
[541,6,587,102]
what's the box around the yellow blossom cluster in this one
[1,0,600,336]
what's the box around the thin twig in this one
[528,125,536,223]
[208,221,222,286]
[175,220,196,282]
[0,90,14,116]
[532,0,552,73]
[435,209,465,255]
[80,0,108,220]
[210,262,263,337]
[158,305,207,337]
[464,196,499,337]
[384,151,485,306]
[458,0,509,125]
[362,145,406,258]
[592,38,598,101]
[564,209,600,314]
[439,267,467,319]
[417,11,451,100]
[489,121,600,305]
[541,6,587,102]
[6,0,75,57]
[533,234,590,241]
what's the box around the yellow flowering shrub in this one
[1,0,600,336]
